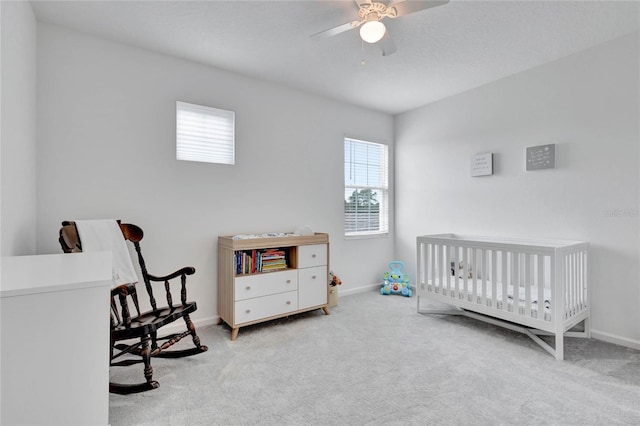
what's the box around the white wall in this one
[395,33,640,348]
[35,23,394,325]
[1,1,37,256]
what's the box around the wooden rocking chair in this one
[59,220,208,394]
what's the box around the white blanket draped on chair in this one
[75,219,138,287]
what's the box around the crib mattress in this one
[424,280,554,321]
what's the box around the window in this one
[176,101,235,165]
[344,137,389,236]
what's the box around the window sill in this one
[344,232,389,241]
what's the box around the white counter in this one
[1,252,112,426]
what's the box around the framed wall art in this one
[470,153,493,177]
[526,144,556,170]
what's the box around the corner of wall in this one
[0,0,38,256]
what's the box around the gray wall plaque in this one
[526,144,556,171]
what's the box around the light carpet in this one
[109,289,640,425]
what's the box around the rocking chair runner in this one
[59,220,208,394]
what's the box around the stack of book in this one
[235,248,288,275]
[260,249,287,272]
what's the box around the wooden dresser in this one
[217,232,330,340]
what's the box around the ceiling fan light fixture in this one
[359,20,386,44]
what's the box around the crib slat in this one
[443,244,448,294]
[481,249,487,306]
[502,251,508,312]
[417,242,422,290]
[567,255,574,321]
[491,250,497,309]
[419,242,424,290]
[537,255,545,321]
[568,253,574,316]
[438,244,449,295]
[435,243,440,289]
[510,252,524,315]
[524,253,531,317]
[462,247,467,300]
[429,243,435,290]
[435,245,447,294]
[550,254,556,323]
[580,250,586,310]
[576,252,582,312]
[471,247,478,305]
[430,243,434,289]
[418,242,422,286]
[424,242,429,291]
[453,246,459,300]
[566,253,571,317]
[583,250,589,312]
[576,251,582,310]
[571,252,576,313]
[571,253,580,315]
[571,253,576,317]
[444,245,450,295]
[462,246,467,299]
[460,246,464,297]
[563,255,571,319]
[437,243,442,289]
[450,245,455,296]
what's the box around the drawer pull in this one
[245,309,251,314]
[312,254,317,258]
[286,279,291,284]
[312,275,316,279]
[286,301,291,305]
[245,286,251,291]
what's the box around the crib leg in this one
[555,333,564,361]
[584,316,591,338]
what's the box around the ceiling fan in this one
[311,0,449,56]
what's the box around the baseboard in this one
[158,315,220,335]
[590,329,640,351]
[194,315,220,328]
[339,283,419,297]
[340,283,381,297]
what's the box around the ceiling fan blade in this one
[311,20,360,38]
[354,0,372,6]
[378,31,397,56]
[388,0,449,17]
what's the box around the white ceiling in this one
[30,0,640,115]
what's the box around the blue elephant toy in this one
[381,261,412,297]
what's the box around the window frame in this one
[344,137,389,238]
[176,101,235,165]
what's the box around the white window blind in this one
[344,137,389,236]
[176,101,235,165]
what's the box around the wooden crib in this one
[416,234,590,360]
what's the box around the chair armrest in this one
[111,283,137,297]
[147,266,195,282]
[110,283,140,328]
[145,267,195,307]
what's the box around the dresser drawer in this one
[298,244,327,268]
[234,291,298,324]
[234,269,297,301]
[298,265,327,310]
